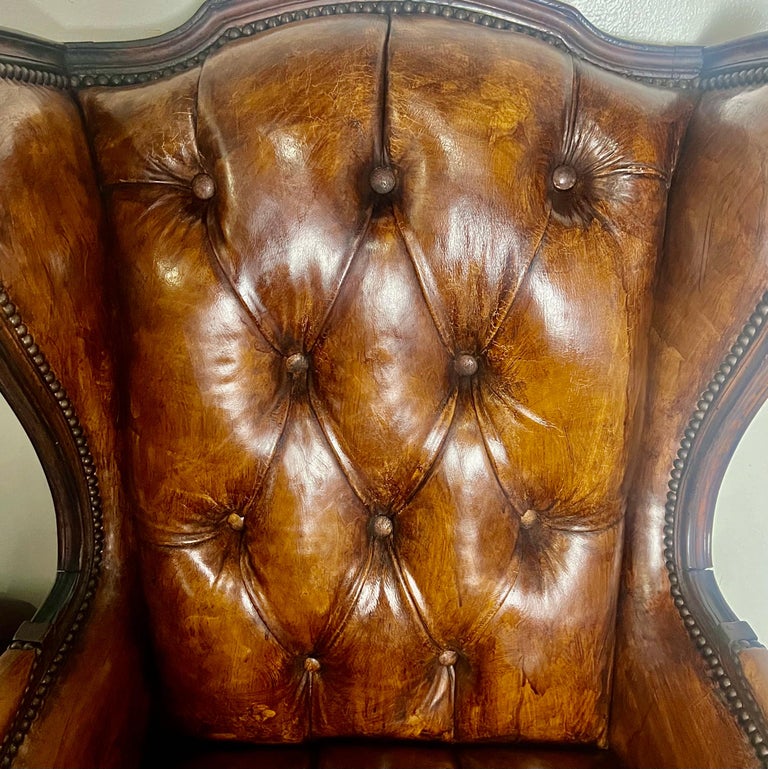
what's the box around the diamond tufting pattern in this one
[78,12,692,747]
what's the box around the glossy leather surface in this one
[77,14,692,745]
[0,77,150,769]
[5,3,768,768]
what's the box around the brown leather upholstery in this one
[0,2,767,768]
[77,14,692,746]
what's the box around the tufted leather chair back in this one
[6,4,768,767]
[76,14,692,745]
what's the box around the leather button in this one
[552,164,577,191]
[372,514,393,538]
[285,352,308,374]
[227,512,245,531]
[454,353,478,377]
[191,172,216,200]
[521,509,538,528]
[369,165,397,195]
[304,656,321,673]
[439,650,458,667]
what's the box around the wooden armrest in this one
[0,600,35,651]
[739,647,768,723]
[1,595,149,769]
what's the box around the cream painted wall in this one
[1,0,768,43]
[0,0,766,642]
[0,403,54,606]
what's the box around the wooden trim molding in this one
[665,290,768,768]
[1,0,768,91]
[0,28,67,88]
[59,0,702,86]
[0,285,103,769]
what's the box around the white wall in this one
[714,404,768,641]
[0,0,766,641]
[0,401,55,606]
[1,0,768,43]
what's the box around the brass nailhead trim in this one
[665,289,768,769]
[0,0,768,91]
[64,2,700,91]
[3,6,767,91]
[0,62,68,90]
[0,284,103,769]
[0,1,753,92]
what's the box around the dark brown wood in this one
[0,285,104,769]
[0,0,713,88]
[675,294,768,575]
[2,0,768,92]
[703,32,768,78]
[0,29,67,88]
[0,29,64,68]
[58,0,702,83]
[666,289,768,760]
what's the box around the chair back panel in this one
[78,14,692,745]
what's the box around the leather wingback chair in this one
[1,1,768,767]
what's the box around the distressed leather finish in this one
[611,81,768,768]
[77,14,692,746]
